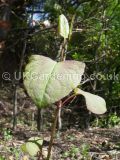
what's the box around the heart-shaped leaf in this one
[58,14,69,38]
[75,88,107,114]
[23,55,85,108]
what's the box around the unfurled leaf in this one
[75,88,107,114]
[21,137,43,157]
[58,14,69,38]
[23,55,85,108]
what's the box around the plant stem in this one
[46,101,62,160]
[62,94,76,106]
[13,84,17,130]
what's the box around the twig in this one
[12,37,27,130]
[19,39,26,73]
[13,84,17,130]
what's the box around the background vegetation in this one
[0,0,120,159]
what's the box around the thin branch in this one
[0,3,8,7]
[19,39,27,73]
[13,84,17,130]
[28,25,57,36]
[0,25,57,51]
[27,10,46,13]
[11,10,24,21]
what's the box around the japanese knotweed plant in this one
[22,14,106,160]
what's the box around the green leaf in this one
[21,144,27,153]
[58,14,69,38]
[23,55,85,108]
[75,88,107,114]
[21,137,43,157]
